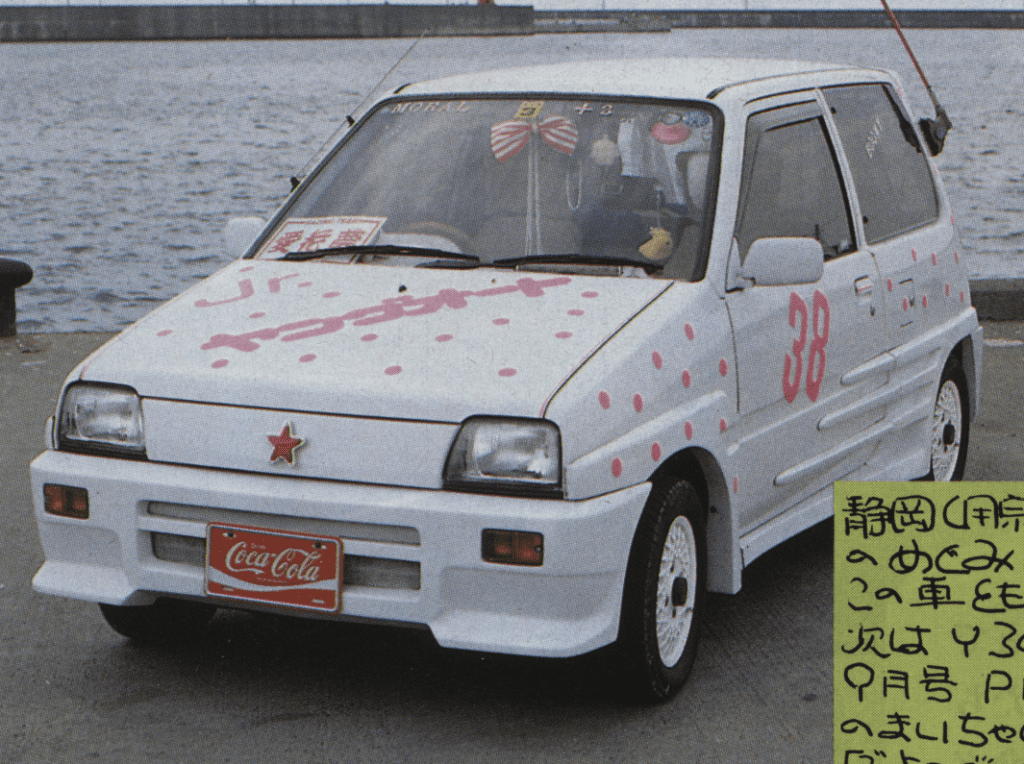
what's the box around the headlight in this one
[444,417,561,496]
[58,383,146,457]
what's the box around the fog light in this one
[43,484,89,519]
[482,529,543,566]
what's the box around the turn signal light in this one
[482,529,543,566]
[43,484,89,519]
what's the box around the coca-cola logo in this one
[224,541,323,584]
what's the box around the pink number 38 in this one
[783,289,830,403]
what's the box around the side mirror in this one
[224,217,267,258]
[738,237,824,287]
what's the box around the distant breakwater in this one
[2,6,1024,43]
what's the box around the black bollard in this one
[0,259,33,338]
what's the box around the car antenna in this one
[879,0,951,155]
[290,29,430,190]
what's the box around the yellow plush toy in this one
[639,227,673,261]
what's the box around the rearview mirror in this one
[738,237,824,287]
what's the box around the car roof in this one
[395,57,863,102]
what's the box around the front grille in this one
[148,501,420,546]
[151,532,421,591]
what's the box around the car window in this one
[252,98,721,281]
[822,83,939,245]
[735,104,854,263]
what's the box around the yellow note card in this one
[834,482,1024,764]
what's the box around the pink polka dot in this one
[499,368,517,377]
[719,358,728,377]
[633,393,643,413]
[582,291,599,299]
[299,281,313,288]
[720,418,727,432]
[323,291,340,299]
[652,351,663,369]
[911,248,918,261]
[611,458,623,478]
[931,253,938,266]
[568,309,584,316]
[157,329,173,337]
[249,311,266,319]
[955,251,960,264]
[436,334,453,342]
[212,359,228,369]
[493,318,510,326]
[960,290,965,303]
[681,370,691,388]
[684,421,693,440]
[945,284,951,296]
[733,477,739,493]
[651,443,662,462]
[385,366,402,376]
[239,266,254,272]
[684,323,695,341]
[299,354,316,363]
[555,331,573,339]
[598,390,611,409]
[951,214,956,225]
[887,279,893,292]
[903,297,909,311]
[922,295,928,308]
[361,334,378,342]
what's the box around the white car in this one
[31,58,981,701]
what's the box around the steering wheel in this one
[401,221,476,257]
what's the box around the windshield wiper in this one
[492,254,661,272]
[282,245,479,263]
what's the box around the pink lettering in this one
[268,273,300,293]
[200,276,572,354]
[195,279,255,308]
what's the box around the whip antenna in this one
[879,0,951,155]
[291,30,429,188]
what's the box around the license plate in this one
[205,524,342,613]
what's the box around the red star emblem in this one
[268,423,304,465]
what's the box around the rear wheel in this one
[930,354,970,481]
[616,479,706,703]
[99,598,217,644]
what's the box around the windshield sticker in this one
[389,101,471,115]
[514,101,545,120]
[200,276,572,355]
[257,216,386,259]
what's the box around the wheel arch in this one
[952,333,980,422]
[647,447,740,594]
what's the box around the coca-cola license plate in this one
[205,524,342,612]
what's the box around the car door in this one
[724,97,889,536]
[820,83,947,350]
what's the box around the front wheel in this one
[615,479,706,703]
[99,598,217,645]
[930,354,970,481]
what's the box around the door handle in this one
[854,276,873,297]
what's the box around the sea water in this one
[1,28,1021,332]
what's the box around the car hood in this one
[78,260,672,423]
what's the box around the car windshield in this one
[254,97,720,280]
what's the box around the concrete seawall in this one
[2,6,1024,42]
[0,4,535,42]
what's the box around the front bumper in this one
[31,450,650,658]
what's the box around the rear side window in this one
[823,84,939,245]
[735,104,854,263]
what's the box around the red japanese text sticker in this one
[258,216,386,259]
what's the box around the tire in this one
[99,598,217,645]
[929,354,970,482]
[616,479,706,703]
